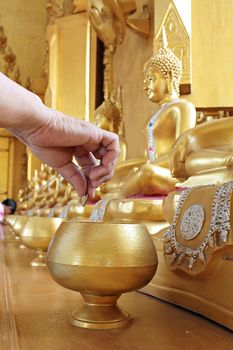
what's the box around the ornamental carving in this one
[46,0,75,25]
[155,2,191,92]
[46,0,64,25]
[0,23,27,85]
[164,182,233,277]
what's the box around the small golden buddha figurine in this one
[102,31,196,197]
[94,90,127,163]
[170,117,233,187]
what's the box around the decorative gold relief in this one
[126,0,150,38]
[164,182,233,277]
[155,2,191,93]
[73,0,87,13]
[87,0,150,49]
[0,20,31,89]
[0,26,7,53]
[196,107,233,124]
[46,0,64,25]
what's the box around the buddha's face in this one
[89,0,120,47]
[143,67,169,103]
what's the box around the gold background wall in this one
[187,0,233,107]
[0,0,47,94]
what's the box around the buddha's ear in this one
[168,70,173,81]
[167,70,174,95]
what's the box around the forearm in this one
[0,73,47,132]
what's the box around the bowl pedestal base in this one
[31,251,47,267]
[70,294,131,329]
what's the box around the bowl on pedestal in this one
[12,215,29,241]
[21,217,64,266]
[47,222,158,329]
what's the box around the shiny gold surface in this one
[21,217,63,266]
[4,214,18,228]
[142,228,233,331]
[2,235,232,349]
[164,185,233,277]
[87,0,150,49]
[94,95,127,163]
[141,182,233,330]
[11,215,29,241]
[107,197,164,221]
[171,117,233,187]
[47,222,157,329]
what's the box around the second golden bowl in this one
[21,217,64,266]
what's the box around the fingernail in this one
[80,194,88,207]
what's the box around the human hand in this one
[0,73,120,198]
[10,108,120,199]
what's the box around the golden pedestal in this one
[105,197,169,234]
[141,183,233,331]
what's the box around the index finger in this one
[99,131,120,167]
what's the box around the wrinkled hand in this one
[0,73,120,198]
[11,106,120,199]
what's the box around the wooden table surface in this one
[1,225,233,350]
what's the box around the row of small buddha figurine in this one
[17,38,233,224]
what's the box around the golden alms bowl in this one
[21,217,63,267]
[4,214,18,227]
[11,215,29,240]
[47,222,158,329]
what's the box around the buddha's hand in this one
[170,129,194,179]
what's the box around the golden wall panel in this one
[0,138,9,150]
[46,13,97,120]
[185,0,233,107]
[0,0,47,93]
[155,2,191,88]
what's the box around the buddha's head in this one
[143,45,182,103]
[94,99,121,134]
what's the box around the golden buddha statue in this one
[17,170,42,213]
[33,174,68,217]
[18,164,64,216]
[94,89,127,163]
[170,116,233,187]
[102,33,196,197]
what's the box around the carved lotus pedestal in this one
[21,217,63,266]
[47,222,158,329]
[142,182,233,331]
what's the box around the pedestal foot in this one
[30,251,47,267]
[70,294,131,329]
